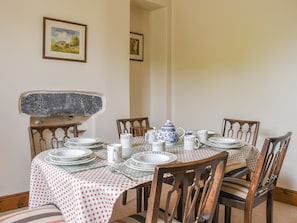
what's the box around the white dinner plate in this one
[208,136,242,145]
[204,140,245,149]
[125,159,155,172]
[67,137,103,146]
[48,147,93,161]
[131,151,177,168]
[45,154,96,166]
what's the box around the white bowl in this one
[131,151,177,168]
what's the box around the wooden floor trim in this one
[0,191,29,212]
[274,187,297,206]
[0,187,296,213]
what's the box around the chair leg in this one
[136,187,142,212]
[266,191,273,223]
[212,203,220,223]
[224,206,231,223]
[244,207,253,223]
[143,186,150,211]
[122,191,127,205]
[123,188,143,213]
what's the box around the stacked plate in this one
[206,130,219,138]
[45,147,96,165]
[64,137,104,149]
[125,151,177,171]
[205,136,245,149]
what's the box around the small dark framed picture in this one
[43,17,87,62]
[130,32,144,61]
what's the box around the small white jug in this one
[120,133,132,158]
[197,130,208,144]
[152,140,166,151]
[184,135,200,150]
[107,143,122,163]
[145,129,156,144]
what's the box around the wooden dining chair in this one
[29,122,80,159]
[221,118,260,180]
[0,204,65,222]
[111,151,228,223]
[215,132,292,223]
[116,117,151,212]
[221,118,260,146]
[116,117,150,138]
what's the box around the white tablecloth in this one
[29,137,258,223]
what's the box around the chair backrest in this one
[248,132,292,202]
[29,122,80,159]
[146,151,228,223]
[221,118,260,146]
[116,117,150,138]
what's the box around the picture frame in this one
[43,17,87,62]
[130,32,144,61]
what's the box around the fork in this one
[108,167,137,182]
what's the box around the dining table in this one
[28,136,259,223]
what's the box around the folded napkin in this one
[111,162,154,180]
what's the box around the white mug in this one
[120,133,132,158]
[152,140,166,152]
[184,135,200,150]
[197,130,208,144]
[145,129,156,144]
[107,143,122,163]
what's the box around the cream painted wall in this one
[2,0,297,196]
[171,0,297,190]
[150,7,171,127]
[0,0,130,196]
[130,0,170,128]
[130,6,151,118]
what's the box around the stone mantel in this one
[19,90,105,127]
[19,90,105,117]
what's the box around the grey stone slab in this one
[20,91,104,117]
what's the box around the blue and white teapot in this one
[156,120,185,144]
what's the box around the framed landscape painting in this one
[43,17,87,62]
[130,32,144,61]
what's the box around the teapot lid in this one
[161,120,176,132]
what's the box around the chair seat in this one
[224,161,247,176]
[220,177,251,200]
[111,210,180,223]
[0,204,65,223]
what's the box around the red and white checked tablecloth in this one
[29,137,258,223]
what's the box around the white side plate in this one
[67,137,102,146]
[205,141,245,149]
[64,142,104,149]
[45,154,96,166]
[208,136,242,145]
[48,147,93,161]
[125,159,155,172]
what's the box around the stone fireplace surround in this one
[19,90,105,133]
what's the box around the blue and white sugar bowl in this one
[156,120,185,144]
